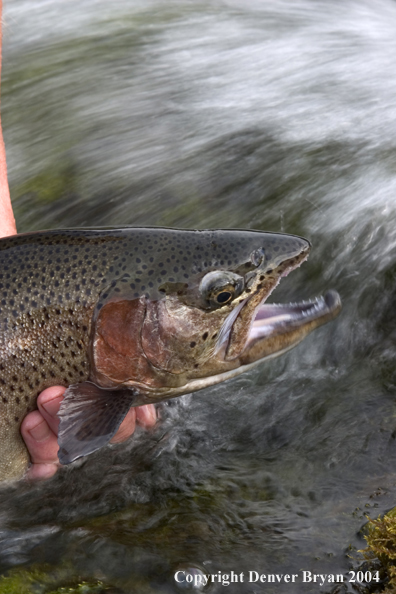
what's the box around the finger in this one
[37,386,66,434]
[135,404,157,428]
[21,410,60,480]
[21,387,66,481]
[110,407,136,444]
[21,410,59,464]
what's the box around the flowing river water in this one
[1,1,396,592]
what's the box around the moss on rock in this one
[361,507,396,592]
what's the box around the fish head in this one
[91,229,340,401]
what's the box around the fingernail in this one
[41,395,62,417]
[28,419,51,442]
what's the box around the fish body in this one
[0,228,341,481]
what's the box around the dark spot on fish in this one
[190,341,196,348]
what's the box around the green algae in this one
[361,507,396,593]
[0,565,111,594]
[0,566,49,594]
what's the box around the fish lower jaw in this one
[154,341,302,399]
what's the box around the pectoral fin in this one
[57,382,136,465]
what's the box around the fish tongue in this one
[57,382,136,464]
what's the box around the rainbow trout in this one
[0,228,341,481]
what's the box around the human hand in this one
[21,386,157,480]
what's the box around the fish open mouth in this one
[232,289,341,365]
[247,290,341,347]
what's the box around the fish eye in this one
[215,290,233,304]
[199,271,244,309]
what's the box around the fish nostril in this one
[250,247,266,267]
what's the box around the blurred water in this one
[1,0,396,592]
